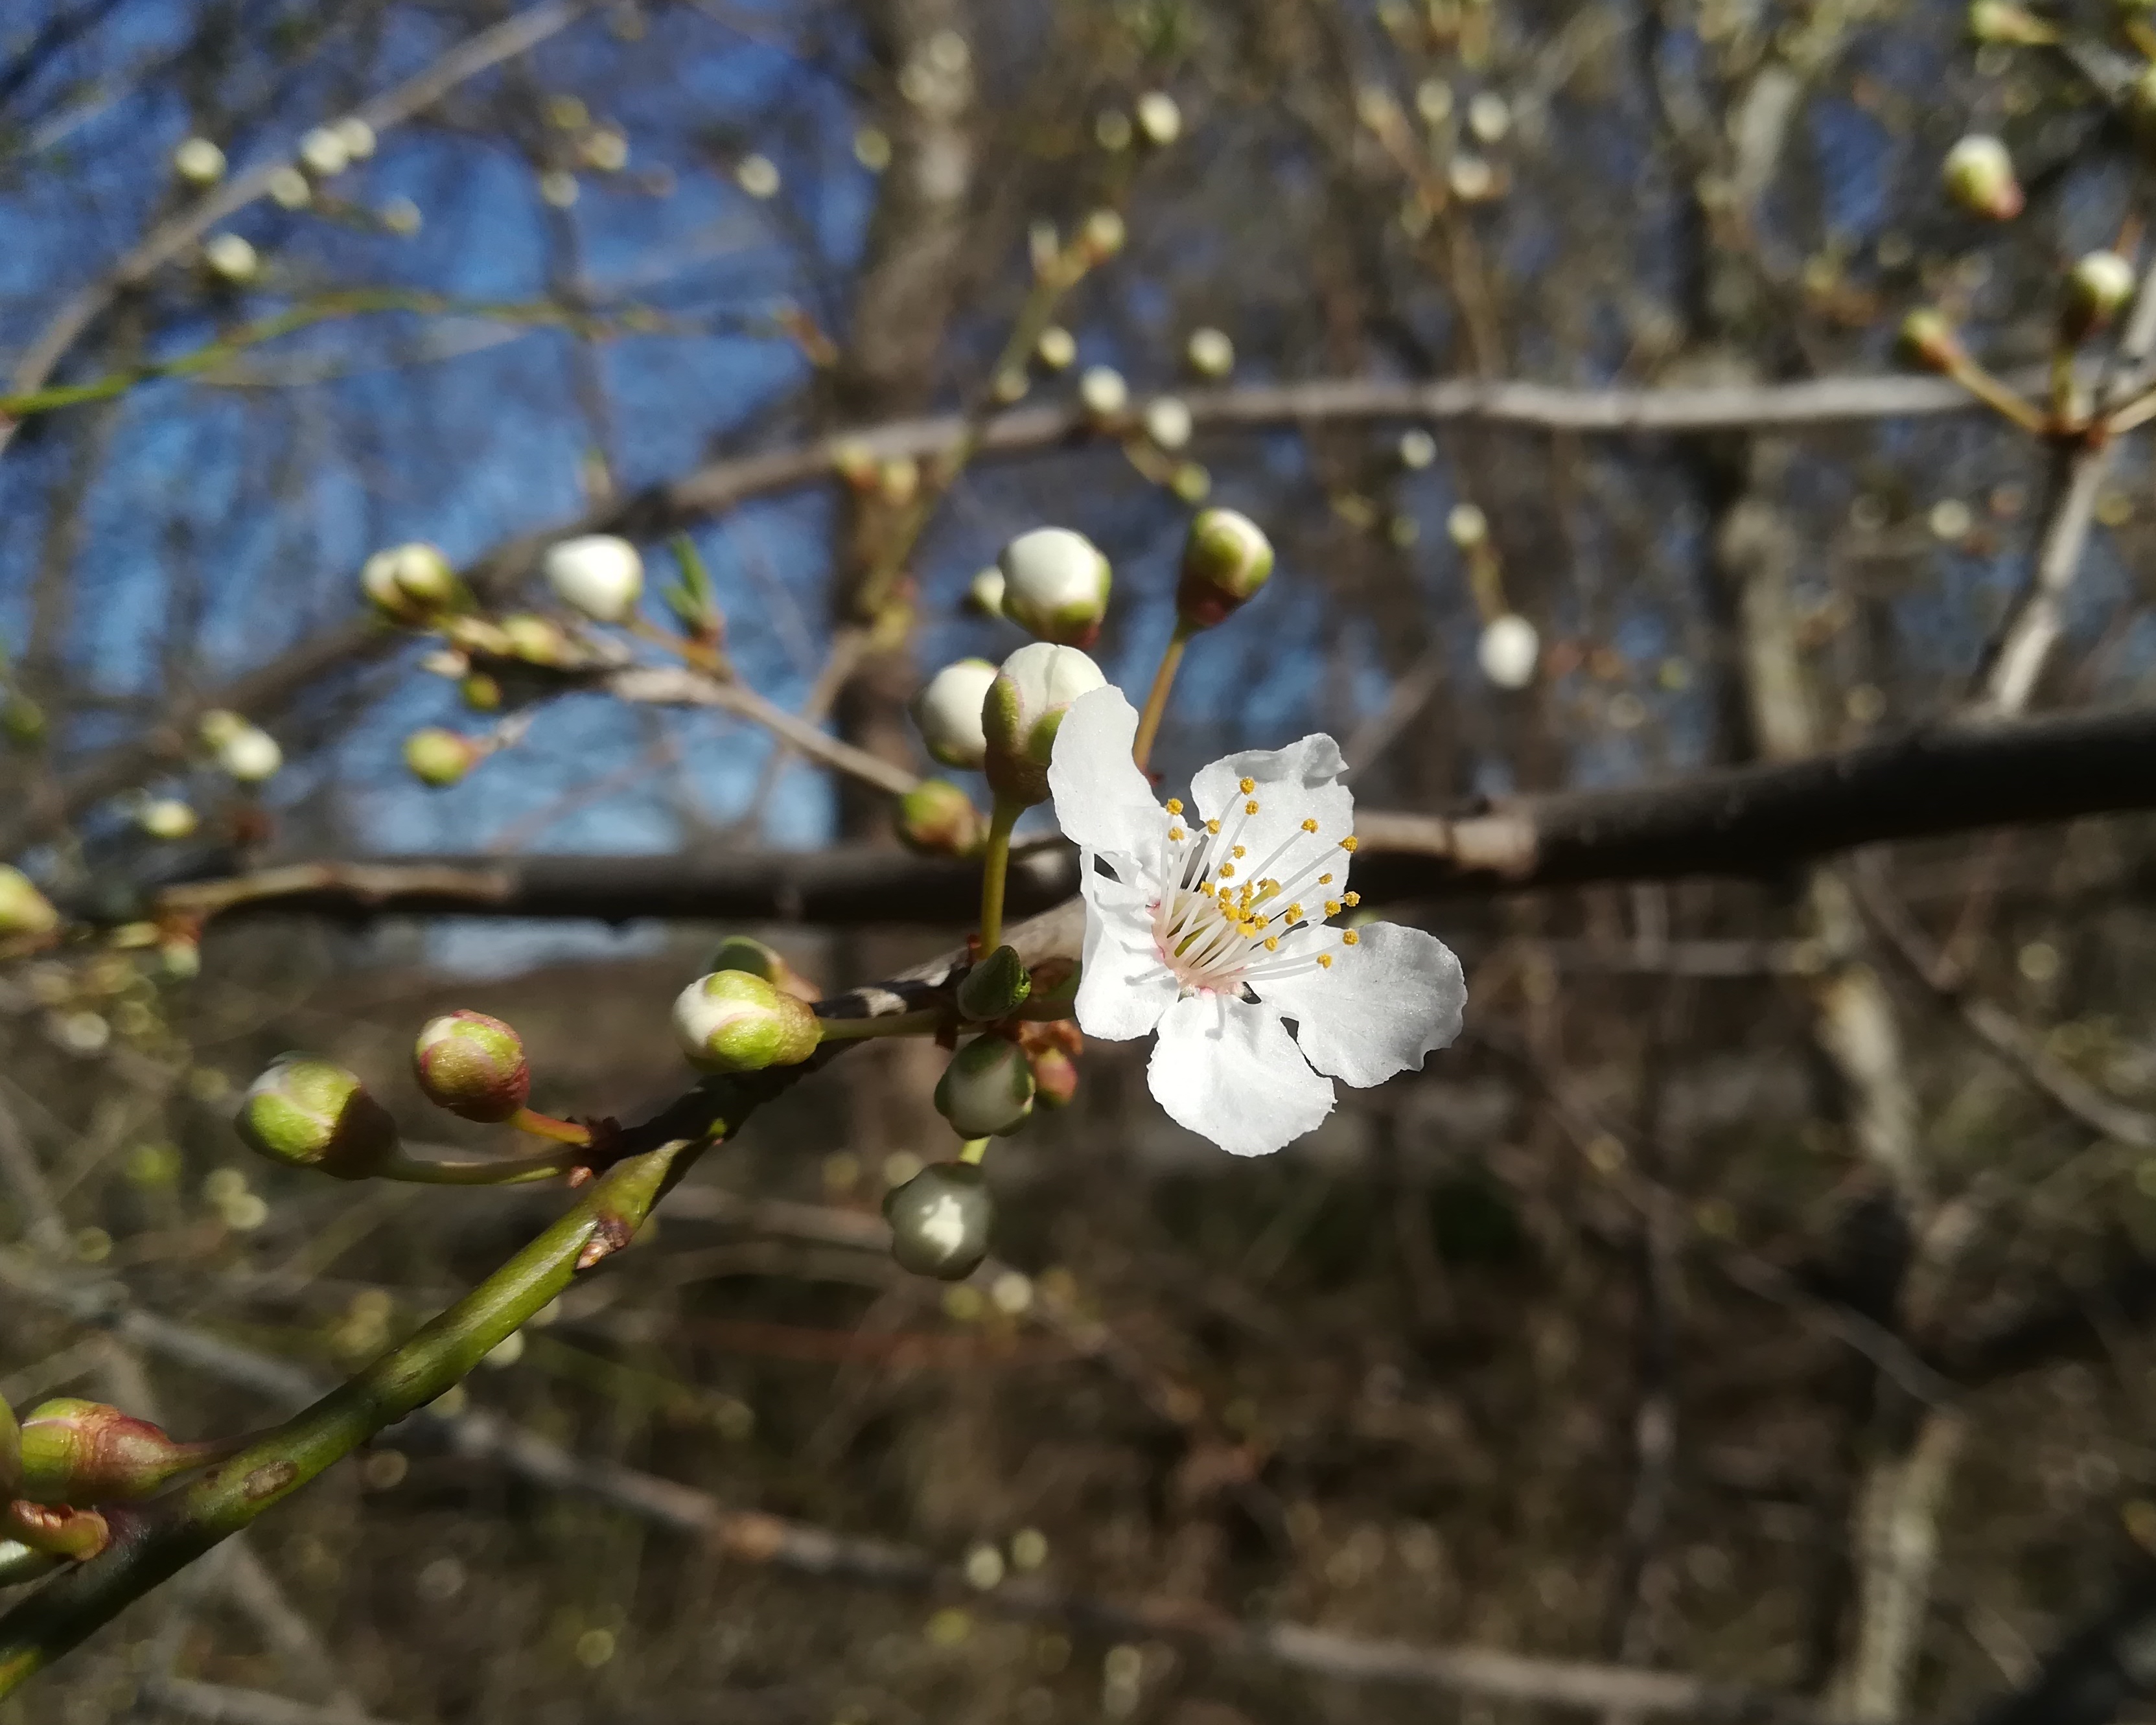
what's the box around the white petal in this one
[1251,921,1466,1089]
[1049,686,1166,862]
[1146,992,1335,1157]
[1073,862,1179,1041]
[1190,732,1354,877]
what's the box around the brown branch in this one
[142,703,2156,927]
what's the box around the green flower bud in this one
[235,1055,400,1181]
[1897,308,1962,374]
[910,658,997,769]
[461,671,503,711]
[1029,1045,1079,1109]
[672,969,821,1073]
[933,1036,1036,1138]
[361,542,461,623]
[882,1161,993,1280]
[956,945,1032,1022]
[1,694,44,744]
[1176,508,1274,630]
[413,1009,530,1122]
[1076,208,1125,266]
[404,727,485,789]
[708,935,820,1001]
[2062,250,2137,344]
[982,642,1107,807]
[17,1399,216,1505]
[966,566,1008,618]
[500,613,575,667]
[1000,527,1112,647]
[197,708,247,750]
[137,798,199,840]
[1942,135,2022,222]
[0,1396,19,1499]
[0,866,59,939]
[895,779,988,857]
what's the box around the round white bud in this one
[966,567,1007,618]
[910,658,997,770]
[1079,366,1129,419]
[999,527,1112,647]
[1035,325,1076,371]
[1398,428,1437,469]
[1143,396,1194,450]
[1185,327,1234,378]
[172,137,226,186]
[1942,134,2021,221]
[1135,91,1182,146]
[332,116,376,160]
[736,154,780,198]
[138,800,200,841]
[543,535,643,623]
[217,724,283,784]
[267,166,312,209]
[1478,614,1540,690]
[298,126,350,178]
[1447,502,1489,549]
[982,643,1107,806]
[203,233,257,284]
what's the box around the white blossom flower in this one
[544,534,642,622]
[1047,686,1465,1157]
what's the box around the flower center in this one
[1148,780,1361,995]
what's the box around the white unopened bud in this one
[583,128,629,172]
[203,233,257,284]
[1185,327,1234,378]
[216,724,283,784]
[1079,366,1129,420]
[362,542,459,622]
[966,567,1007,618]
[1077,208,1125,264]
[910,658,997,770]
[672,970,820,1073]
[999,527,1112,647]
[299,126,350,178]
[1398,428,1437,469]
[543,535,643,623]
[1143,396,1194,450]
[736,154,780,198]
[1135,91,1182,146]
[379,196,423,235]
[1478,614,1540,689]
[982,643,1106,806]
[332,117,376,161]
[539,169,579,208]
[266,166,312,209]
[1942,134,2021,221]
[2063,251,2137,343]
[1447,503,1489,550]
[1035,325,1076,371]
[138,800,199,841]
[1176,509,1273,629]
[172,137,226,186]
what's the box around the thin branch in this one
[145,1677,400,1725]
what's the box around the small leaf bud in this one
[1942,135,2022,222]
[672,970,821,1074]
[1144,395,1194,450]
[1478,613,1540,689]
[544,534,643,623]
[2062,251,2137,344]
[1185,327,1234,379]
[956,945,1032,1022]
[882,1161,992,1280]
[982,643,1107,807]
[299,126,350,178]
[214,723,281,785]
[403,728,485,789]
[1079,365,1129,420]
[999,527,1113,647]
[1034,325,1076,372]
[17,1399,212,1504]
[413,1010,530,1122]
[910,658,998,769]
[236,1055,400,1180]
[934,1036,1036,1137]
[708,934,820,1001]
[172,137,226,186]
[138,799,199,841]
[1176,508,1274,630]
[966,566,1007,618]
[1135,91,1182,146]
[1076,208,1126,266]
[203,233,257,284]
[362,542,460,623]
[1897,308,1964,373]
[1029,1045,1078,1108]
[0,866,60,939]
[897,778,989,857]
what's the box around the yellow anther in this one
[1218,862,1235,878]
[1264,936,1280,951]
[1198,881,1214,896]
[1285,903,1302,921]
[1239,776,1255,793]
[1318,872,1334,886]
[1245,799,1259,815]
[1338,835,1359,852]
[1341,929,1360,945]
[1205,819,1221,834]
[1231,844,1246,859]
[1325,899,1342,917]
[1165,798,1183,815]
[1344,892,1361,907]
[1316,953,1333,969]
[1301,818,1319,833]
[1169,828,1185,842]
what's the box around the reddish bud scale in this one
[413,1009,531,1122]
[4,1499,110,1560]
[17,1398,212,1504]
